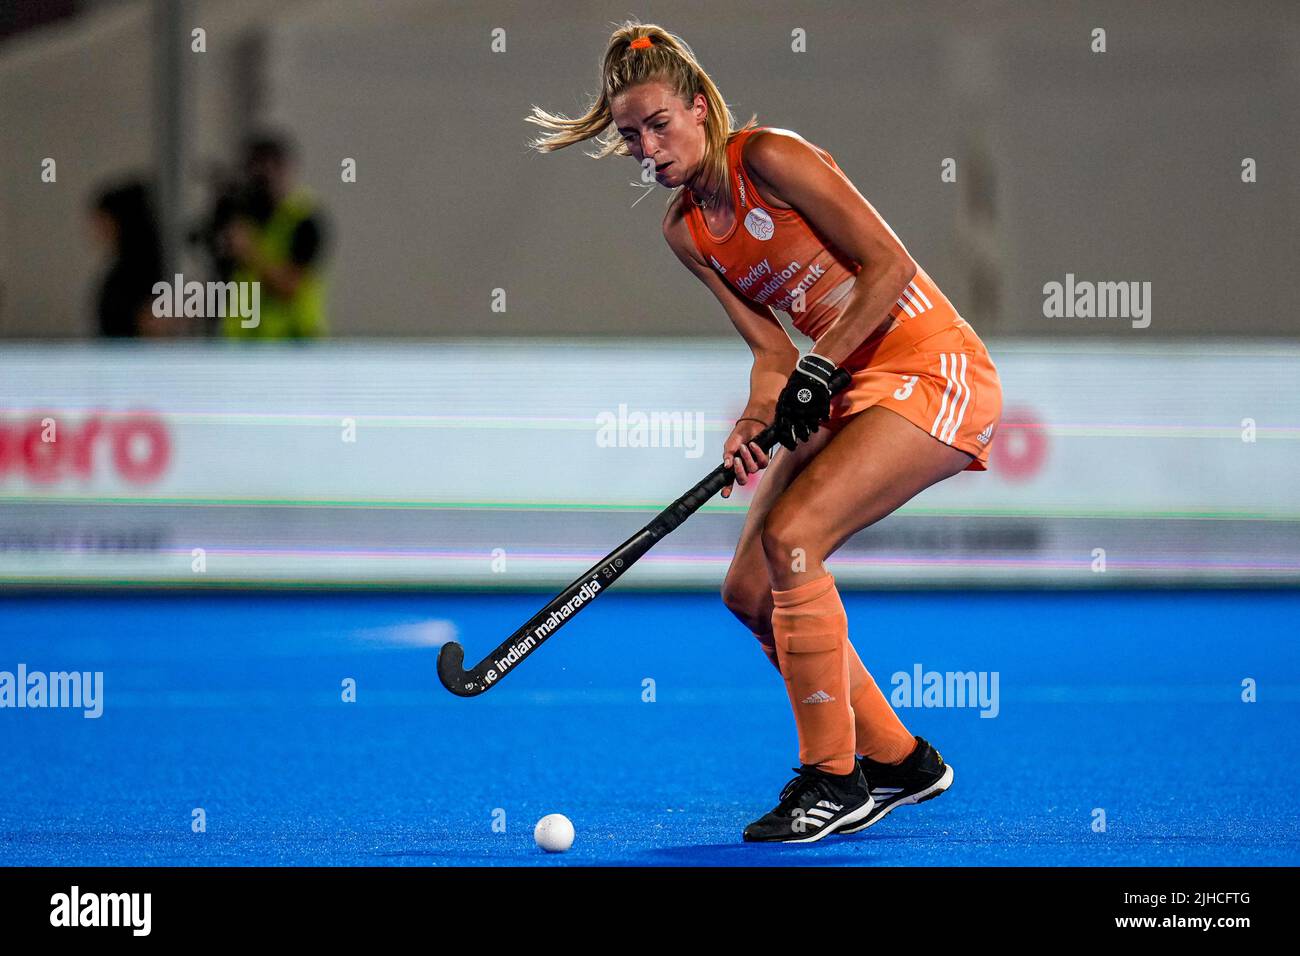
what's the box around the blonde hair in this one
[524,21,757,206]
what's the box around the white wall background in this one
[1,0,1297,339]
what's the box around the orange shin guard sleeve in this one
[845,642,917,764]
[771,574,856,775]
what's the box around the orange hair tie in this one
[630,36,653,49]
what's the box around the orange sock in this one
[770,573,856,775]
[844,642,917,764]
[758,580,916,765]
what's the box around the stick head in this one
[436,641,484,697]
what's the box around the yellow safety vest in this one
[225,191,326,338]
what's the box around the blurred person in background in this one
[219,133,328,339]
[188,160,244,285]
[89,180,168,338]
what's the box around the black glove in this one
[774,353,841,451]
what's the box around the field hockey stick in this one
[436,369,852,697]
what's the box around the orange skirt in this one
[822,307,1003,471]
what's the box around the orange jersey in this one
[682,126,1002,471]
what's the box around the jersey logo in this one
[744,207,774,241]
[709,255,727,274]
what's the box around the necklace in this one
[691,185,721,209]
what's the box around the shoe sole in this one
[839,763,954,835]
[747,795,876,845]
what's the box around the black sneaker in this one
[840,735,953,835]
[742,764,875,844]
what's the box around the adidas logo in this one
[870,787,904,798]
[976,423,994,445]
[794,800,843,830]
[806,800,843,822]
[801,690,835,704]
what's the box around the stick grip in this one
[648,368,852,538]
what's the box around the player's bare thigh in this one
[721,424,838,627]
[761,405,975,589]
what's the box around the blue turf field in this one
[1,590,1296,866]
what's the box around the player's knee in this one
[721,577,771,632]
[760,509,805,569]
